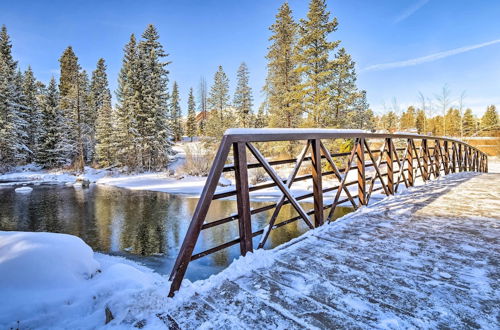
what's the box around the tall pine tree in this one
[206,65,231,138]
[233,62,253,127]
[170,81,183,141]
[186,87,196,141]
[37,78,62,168]
[91,58,114,167]
[296,0,339,127]
[264,2,302,128]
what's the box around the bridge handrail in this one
[168,129,488,296]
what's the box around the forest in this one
[0,0,498,173]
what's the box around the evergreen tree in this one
[37,78,62,167]
[58,46,87,171]
[114,34,140,168]
[186,87,197,141]
[91,58,114,167]
[348,90,373,129]
[400,106,416,131]
[206,65,231,138]
[0,25,27,169]
[462,108,476,136]
[415,109,426,134]
[197,77,208,135]
[233,62,253,127]
[381,111,398,132]
[330,48,359,127]
[21,66,42,162]
[137,24,172,170]
[170,81,183,141]
[255,103,268,128]
[445,108,461,136]
[264,2,302,128]
[296,0,339,127]
[481,105,499,129]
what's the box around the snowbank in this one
[0,231,167,329]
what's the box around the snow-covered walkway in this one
[162,172,499,329]
[1,172,498,329]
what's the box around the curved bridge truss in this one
[168,129,488,296]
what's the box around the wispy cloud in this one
[362,39,500,72]
[394,0,431,23]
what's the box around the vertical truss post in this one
[357,138,367,205]
[311,139,324,227]
[386,137,394,195]
[233,142,253,255]
[406,139,414,186]
[451,142,457,173]
[458,143,463,171]
[443,141,449,174]
[422,139,429,181]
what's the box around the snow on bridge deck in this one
[162,172,499,329]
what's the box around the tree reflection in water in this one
[0,184,352,281]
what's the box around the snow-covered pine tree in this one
[114,34,140,169]
[186,87,196,141]
[481,105,499,129]
[137,24,172,170]
[264,2,302,128]
[0,25,28,169]
[296,0,339,127]
[206,65,231,138]
[37,78,62,168]
[91,58,114,167]
[170,82,183,141]
[21,66,43,163]
[330,48,359,127]
[233,62,253,127]
[58,46,87,171]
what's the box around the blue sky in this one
[2,0,500,116]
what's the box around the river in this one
[0,183,352,281]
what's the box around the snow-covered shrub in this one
[180,143,214,176]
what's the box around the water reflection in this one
[0,184,352,281]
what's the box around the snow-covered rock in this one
[14,186,33,193]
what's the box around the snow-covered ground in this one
[1,171,498,329]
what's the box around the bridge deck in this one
[165,173,499,329]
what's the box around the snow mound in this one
[0,232,99,291]
[14,186,33,193]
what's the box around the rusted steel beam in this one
[356,139,367,206]
[386,138,394,195]
[443,141,449,174]
[233,142,253,256]
[422,139,429,181]
[311,139,324,226]
[168,136,232,297]
[406,140,414,186]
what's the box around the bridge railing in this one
[168,129,488,296]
